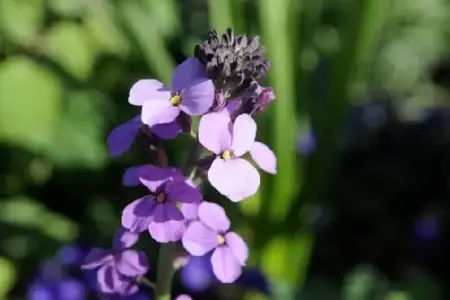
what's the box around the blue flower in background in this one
[296,128,316,156]
[415,214,440,241]
[181,253,270,295]
[181,254,216,292]
[27,244,88,300]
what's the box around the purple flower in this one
[107,116,181,157]
[128,57,215,127]
[181,253,215,292]
[28,277,86,300]
[182,202,248,283]
[56,244,85,266]
[198,112,276,201]
[121,165,202,242]
[81,228,149,297]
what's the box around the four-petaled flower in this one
[182,201,248,283]
[129,57,215,127]
[81,228,149,297]
[121,165,202,243]
[198,111,277,201]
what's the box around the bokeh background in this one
[1,0,450,299]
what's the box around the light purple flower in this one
[121,165,202,243]
[129,58,215,127]
[198,112,276,201]
[182,202,248,283]
[106,115,181,157]
[81,228,149,297]
[175,295,193,300]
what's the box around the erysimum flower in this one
[81,228,149,297]
[121,165,202,242]
[198,112,276,201]
[182,202,248,283]
[129,58,215,127]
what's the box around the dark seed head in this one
[195,28,271,100]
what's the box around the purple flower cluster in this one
[83,28,276,299]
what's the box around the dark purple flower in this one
[121,165,202,242]
[106,116,181,157]
[81,228,149,297]
[182,202,248,283]
[129,58,214,127]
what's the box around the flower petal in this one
[180,79,215,116]
[198,112,232,154]
[207,158,260,202]
[211,246,242,283]
[115,250,149,277]
[225,99,242,115]
[141,98,180,127]
[172,57,208,91]
[182,221,218,256]
[149,204,185,242]
[175,295,193,300]
[166,179,202,204]
[122,166,141,187]
[249,141,277,174]
[150,121,181,140]
[231,114,257,156]
[138,165,183,192]
[81,248,112,270]
[112,228,139,250]
[224,232,248,265]
[106,116,141,157]
[198,201,230,233]
[129,79,170,106]
[96,264,121,294]
[180,203,200,221]
[121,196,156,233]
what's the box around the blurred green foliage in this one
[0,0,449,299]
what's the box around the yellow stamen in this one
[221,150,233,160]
[175,202,183,209]
[169,95,182,106]
[156,192,166,203]
[217,234,225,245]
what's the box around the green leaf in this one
[84,0,130,56]
[0,197,44,228]
[0,0,44,45]
[45,90,109,169]
[43,22,97,80]
[0,257,16,298]
[0,57,61,150]
[143,0,180,38]
[48,0,84,17]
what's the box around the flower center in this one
[175,201,182,209]
[169,95,182,106]
[221,150,233,160]
[216,234,225,245]
[156,192,167,203]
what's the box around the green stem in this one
[154,140,204,300]
[155,243,176,300]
